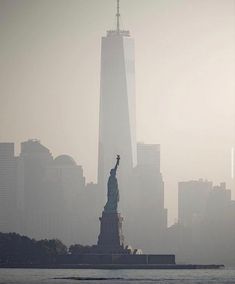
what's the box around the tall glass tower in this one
[98,0,137,191]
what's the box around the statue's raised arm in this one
[114,155,120,173]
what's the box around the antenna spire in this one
[116,0,120,32]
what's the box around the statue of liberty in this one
[104,155,120,213]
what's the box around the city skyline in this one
[0,0,234,224]
[1,138,234,264]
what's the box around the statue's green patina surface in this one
[104,155,120,213]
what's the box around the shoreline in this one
[0,264,225,270]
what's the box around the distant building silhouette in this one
[178,179,212,227]
[1,139,235,264]
[130,143,167,253]
[199,182,235,264]
[17,139,53,238]
[205,182,231,220]
[167,180,235,264]
[137,143,160,171]
[15,140,98,246]
[97,0,137,195]
[45,154,86,244]
[165,222,193,263]
[0,143,17,232]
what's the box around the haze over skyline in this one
[0,0,234,224]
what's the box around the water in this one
[1,268,235,284]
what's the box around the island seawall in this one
[0,254,224,269]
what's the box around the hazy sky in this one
[0,0,234,224]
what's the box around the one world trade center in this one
[98,0,137,192]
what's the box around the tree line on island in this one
[0,232,94,265]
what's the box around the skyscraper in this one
[45,155,86,244]
[97,3,168,252]
[17,139,53,238]
[0,143,17,232]
[130,143,167,252]
[98,0,137,192]
[178,179,212,227]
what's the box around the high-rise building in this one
[200,182,235,264]
[178,179,212,227]
[205,182,231,222]
[98,0,137,193]
[45,155,86,244]
[97,2,168,253]
[17,139,53,238]
[168,181,235,264]
[0,143,17,232]
[130,143,167,253]
[17,140,94,245]
[137,143,160,172]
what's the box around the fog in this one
[0,0,235,264]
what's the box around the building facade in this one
[45,154,86,245]
[129,143,167,253]
[0,143,17,232]
[17,139,54,238]
[178,179,212,227]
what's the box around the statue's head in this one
[110,169,116,176]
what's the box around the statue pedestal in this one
[97,211,125,253]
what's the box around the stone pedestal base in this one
[97,211,125,253]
